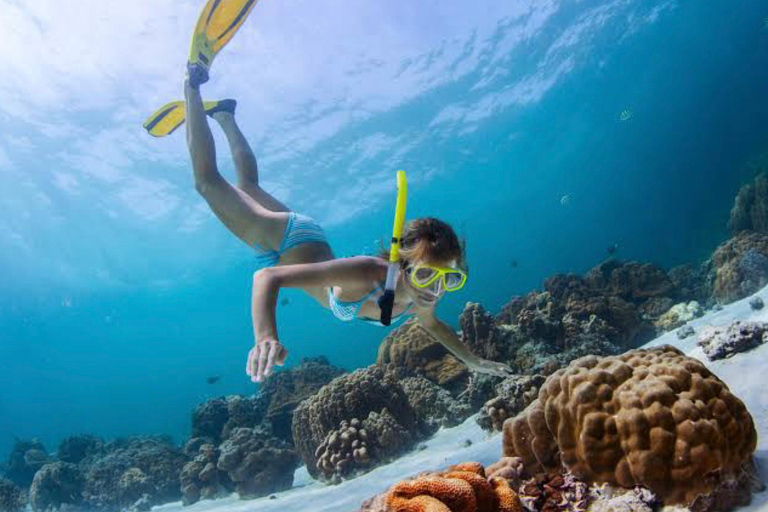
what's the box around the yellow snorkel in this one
[378,170,408,326]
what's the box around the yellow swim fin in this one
[143,99,237,137]
[187,0,259,87]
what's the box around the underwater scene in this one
[2,0,768,511]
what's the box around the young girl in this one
[183,79,513,383]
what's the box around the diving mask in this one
[406,263,467,292]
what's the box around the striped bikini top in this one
[327,285,412,326]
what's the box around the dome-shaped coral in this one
[502,346,757,506]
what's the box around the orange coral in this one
[384,462,522,512]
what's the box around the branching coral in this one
[502,346,757,506]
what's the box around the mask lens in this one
[413,266,437,285]
[444,271,465,290]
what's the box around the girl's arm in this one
[249,256,382,381]
[415,307,513,378]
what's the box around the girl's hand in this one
[466,357,513,378]
[246,338,288,383]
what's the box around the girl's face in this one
[400,259,450,308]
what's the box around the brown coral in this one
[291,365,421,480]
[384,463,522,512]
[502,345,757,506]
[377,318,468,390]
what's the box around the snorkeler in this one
[147,0,513,383]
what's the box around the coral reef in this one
[669,263,715,307]
[191,395,266,444]
[729,172,768,234]
[5,439,49,487]
[56,435,105,465]
[711,231,768,303]
[697,321,768,360]
[0,477,27,512]
[400,376,472,430]
[358,462,522,512]
[377,319,469,392]
[292,365,422,481]
[179,443,230,505]
[477,375,545,432]
[259,356,345,441]
[216,427,299,498]
[29,462,84,511]
[655,300,702,332]
[81,436,187,511]
[517,471,589,512]
[502,346,757,506]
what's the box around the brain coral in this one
[358,462,522,512]
[502,345,757,506]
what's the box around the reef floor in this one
[155,286,768,512]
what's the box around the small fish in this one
[280,298,290,306]
[607,243,619,256]
[619,108,634,122]
[510,260,518,269]
[206,376,221,385]
[560,194,571,206]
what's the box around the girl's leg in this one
[211,111,290,213]
[184,80,287,250]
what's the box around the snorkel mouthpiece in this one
[378,170,408,326]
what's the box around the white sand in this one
[155,286,768,512]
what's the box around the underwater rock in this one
[517,471,590,512]
[728,172,768,235]
[697,321,768,360]
[750,296,764,310]
[191,394,267,444]
[377,319,469,392]
[56,435,105,466]
[677,325,696,340]
[654,300,703,332]
[292,365,422,481]
[460,302,518,362]
[501,346,757,507]
[476,375,545,432]
[81,436,187,511]
[0,477,27,512]
[29,462,84,511]
[357,462,522,512]
[400,376,472,431]
[216,427,298,499]
[258,356,345,443]
[712,231,768,304]
[5,439,49,487]
[179,443,231,505]
[588,485,659,512]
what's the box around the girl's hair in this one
[380,217,467,270]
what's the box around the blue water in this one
[1,0,767,460]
